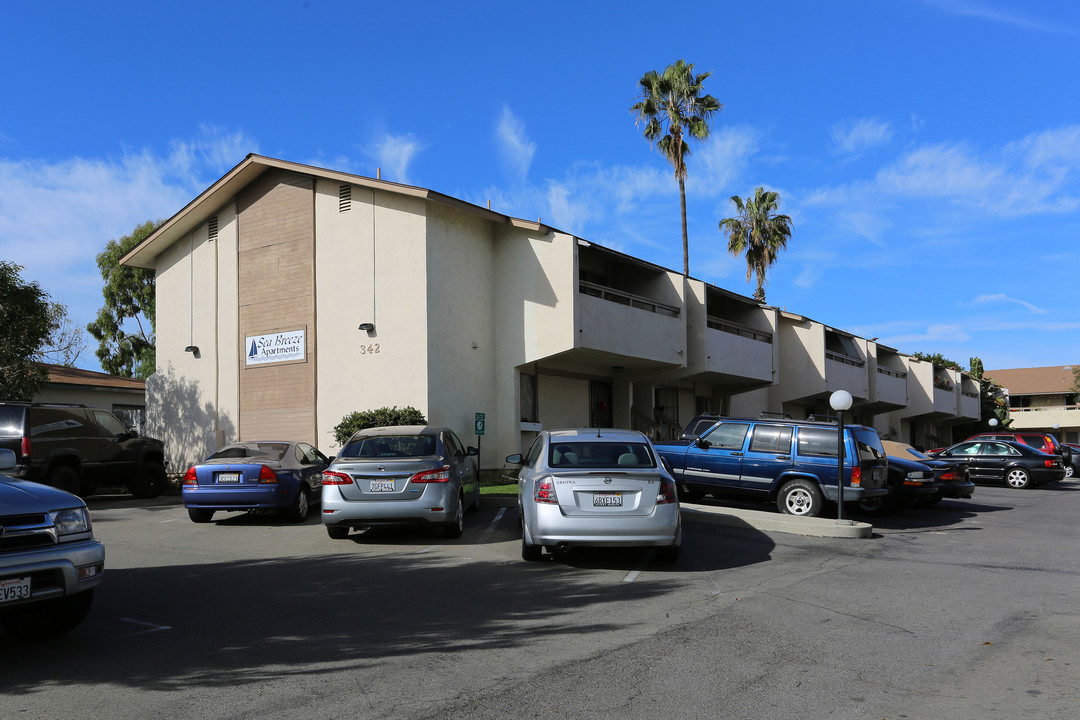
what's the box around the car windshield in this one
[548,442,656,468]
[342,435,436,458]
[210,442,290,462]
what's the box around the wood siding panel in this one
[237,170,317,444]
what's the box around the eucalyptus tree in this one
[719,187,793,302]
[632,59,722,277]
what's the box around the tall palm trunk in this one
[679,176,689,277]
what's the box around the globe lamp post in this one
[829,390,854,521]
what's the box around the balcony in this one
[577,281,683,366]
[703,315,773,384]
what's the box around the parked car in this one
[1062,443,1080,479]
[321,426,480,540]
[927,440,1065,489]
[881,440,975,507]
[678,413,722,441]
[654,416,889,517]
[0,402,167,498]
[182,441,330,523]
[0,449,105,639]
[960,431,1072,465]
[507,428,681,562]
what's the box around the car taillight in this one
[656,476,677,504]
[411,467,451,483]
[850,466,862,486]
[258,465,278,484]
[1046,459,1060,468]
[20,436,30,461]
[321,470,354,486]
[182,467,198,486]
[940,470,962,481]
[534,477,558,504]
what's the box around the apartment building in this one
[984,365,1079,444]
[120,155,979,469]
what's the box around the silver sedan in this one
[507,428,681,562]
[321,425,480,540]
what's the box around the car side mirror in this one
[695,437,710,449]
[0,448,16,471]
[505,453,523,465]
[467,446,479,456]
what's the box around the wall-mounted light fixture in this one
[184,346,199,353]
[358,323,376,332]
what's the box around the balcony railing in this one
[1010,405,1080,413]
[706,316,772,343]
[876,366,907,379]
[579,281,680,317]
[826,351,865,368]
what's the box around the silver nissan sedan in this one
[507,428,681,562]
[321,425,480,540]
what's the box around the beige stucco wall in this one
[147,203,240,470]
[314,180,430,452]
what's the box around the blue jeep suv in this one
[654,416,889,517]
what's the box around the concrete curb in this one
[482,494,874,539]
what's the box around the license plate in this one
[0,577,31,604]
[369,480,395,493]
[593,493,622,507]
[216,472,241,484]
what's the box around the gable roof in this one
[43,363,145,392]
[120,154,552,269]
[984,365,1077,395]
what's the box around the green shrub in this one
[332,406,427,445]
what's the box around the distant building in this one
[984,365,1079,443]
[35,364,147,433]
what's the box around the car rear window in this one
[211,443,290,461]
[0,407,25,437]
[796,427,838,457]
[548,442,656,468]
[342,435,436,458]
[28,407,88,438]
[854,429,885,462]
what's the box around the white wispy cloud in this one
[972,293,1047,314]
[368,134,424,184]
[495,106,536,185]
[914,0,1077,35]
[830,118,894,156]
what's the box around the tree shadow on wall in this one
[145,362,236,470]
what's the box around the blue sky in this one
[2,0,1079,374]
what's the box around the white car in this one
[507,428,681,562]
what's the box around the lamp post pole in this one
[830,390,854,522]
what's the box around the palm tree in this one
[632,60,722,277]
[719,187,793,302]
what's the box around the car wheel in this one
[129,462,166,499]
[917,494,944,507]
[777,478,824,517]
[0,590,94,639]
[444,496,464,538]
[1005,468,1032,489]
[1066,465,1075,479]
[467,484,481,513]
[46,466,81,496]
[286,487,310,522]
[187,508,214,523]
[326,525,350,540]
[856,495,887,515]
[679,486,704,503]
[521,531,542,561]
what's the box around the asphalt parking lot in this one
[3,482,1080,719]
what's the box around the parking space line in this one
[622,556,650,583]
[463,508,506,561]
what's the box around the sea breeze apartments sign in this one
[245,329,306,366]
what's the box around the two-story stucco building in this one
[121,155,979,470]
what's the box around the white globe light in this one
[829,389,853,412]
[989,418,999,427]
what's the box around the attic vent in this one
[339,184,352,212]
[208,216,219,241]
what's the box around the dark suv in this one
[655,415,889,517]
[0,403,167,498]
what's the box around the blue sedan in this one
[182,441,330,523]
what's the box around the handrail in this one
[579,281,680,317]
[876,366,907,379]
[825,350,865,368]
[706,316,773,343]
